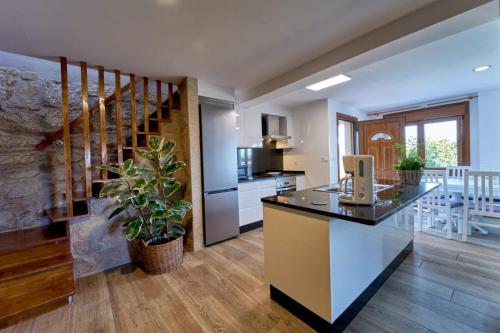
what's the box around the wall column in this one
[178,78,203,251]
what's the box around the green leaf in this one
[164,181,182,197]
[148,136,161,150]
[172,200,192,210]
[124,218,143,240]
[169,223,185,236]
[163,161,186,175]
[170,214,184,222]
[131,194,148,207]
[108,205,128,219]
[100,165,120,175]
[99,182,121,197]
[122,159,133,171]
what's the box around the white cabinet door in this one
[237,108,262,148]
[236,110,247,147]
[238,180,276,226]
[296,175,307,191]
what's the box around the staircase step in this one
[0,263,74,328]
[0,253,72,283]
[137,131,161,135]
[0,224,68,255]
[0,239,70,271]
[47,201,89,222]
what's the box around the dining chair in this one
[419,169,463,239]
[462,171,500,242]
[447,166,471,180]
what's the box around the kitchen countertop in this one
[261,182,439,225]
[238,171,305,183]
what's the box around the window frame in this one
[386,102,470,166]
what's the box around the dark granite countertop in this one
[261,183,439,225]
[238,171,305,184]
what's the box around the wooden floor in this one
[2,229,500,333]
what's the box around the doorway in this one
[337,113,358,180]
[359,117,405,181]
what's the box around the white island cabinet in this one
[238,179,276,227]
[262,183,438,331]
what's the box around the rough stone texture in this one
[0,63,176,278]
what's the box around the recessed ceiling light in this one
[473,65,491,72]
[306,74,351,91]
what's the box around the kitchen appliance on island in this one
[199,97,240,245]
[338,155,375,205]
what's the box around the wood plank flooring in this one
[2,229,500,333]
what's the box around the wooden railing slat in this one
[60,57,73,216]
[115,70,123,164]
[80,62,92,197]
[168,83,174,110]
[35,83,130,150]
[156,80,162,122]
[130,74,137,148]
[143,77,149,132]
[98,66,108,179]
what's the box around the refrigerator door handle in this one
[204,188,238,196]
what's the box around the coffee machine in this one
[339,155,375,205]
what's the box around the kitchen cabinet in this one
[238,179,276,226]
[295,175,307,191]
[236,109,263,148]
[236,107,295,148]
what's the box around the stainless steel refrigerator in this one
[199,97,239,245]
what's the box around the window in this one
[424,120,458,167]
[405,125,418,157]
[370,132,392,141]
[337,113,358,179]
[386,102,469,166]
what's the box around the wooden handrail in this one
[35,83,131,150]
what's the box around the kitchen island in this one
[261,183,438,332]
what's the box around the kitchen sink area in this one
[314,184,393,193]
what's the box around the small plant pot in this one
[139,236,183,274]
[397,170,423,185]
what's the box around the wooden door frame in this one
[336,113,359,180]
[358,117,405,154]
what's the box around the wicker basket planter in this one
[140,236,183,275]
[397,170,423,185]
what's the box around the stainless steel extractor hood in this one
[261,113,290,141]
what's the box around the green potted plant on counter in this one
[99,136,192,274]
[394,142,425,185]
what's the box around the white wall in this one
[198,80,235,102]
[283,99,366,187]
[283,100,330,188]
[477,88,500,170]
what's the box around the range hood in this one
[261,113,290,141]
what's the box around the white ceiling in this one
[0,0,435,90]
[272,18,500,111]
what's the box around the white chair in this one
[462,171,500,242]
[419,169,463,239]
[447,166,471,180]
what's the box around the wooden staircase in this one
[0,223,74,328]
[0,56,180,327]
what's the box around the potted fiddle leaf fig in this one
[394,142,425,185]
[99,136,192,274]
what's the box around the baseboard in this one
[239,220,262,234]
[270,240,413,332]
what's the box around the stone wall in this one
[0,59,194,277]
